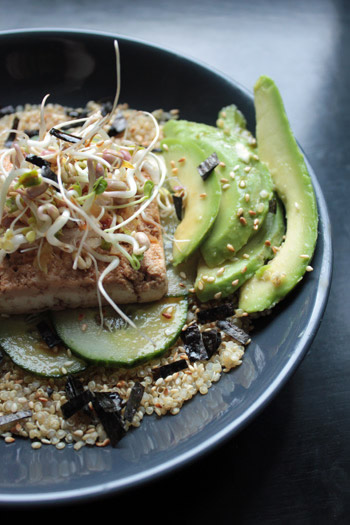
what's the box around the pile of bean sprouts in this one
[0,41,171,333]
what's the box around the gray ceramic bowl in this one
[0,28,332,506]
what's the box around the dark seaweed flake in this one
[108,111,127,136]
[36,320,63,349]
[152,359,188,380]
[61,390,94,419]
[181,323,208,361]
[49,127,81,144]
[23,129,39,138]
[197,152,219,180]
[216,320,251,345]
[124,382,144,423]
[197,303,235,324]
[92,396,126,447]
[5,116,19,147]
[173,195,183,220]
[26,154,58,183]
[202,329,222,359]
[93,391,124,413]
[0,410,32,430]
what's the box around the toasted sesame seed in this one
[226,243,235,252]
[232,279,239,286]
[306,265,314,272]
[214,292,222,299]
[220,178,229,183]
[170,160,176,168]
[172,167,178,174]
[178,156,186,163]
[197,281,204,290]
[217,267,225,276]
[206,276,215,283]
[240,217,247,225]
[219,161,226,167]
[199,192,207,198]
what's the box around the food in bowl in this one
[0,42,318,449]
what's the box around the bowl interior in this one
[0,29,332,506]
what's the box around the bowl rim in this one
[0,27,333,506]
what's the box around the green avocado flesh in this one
[163,116,274,268]
[51,296,188,368]
[0,316,87,377]
[238,76,318,313]
[160,136,221,266]
[195,196,285,302]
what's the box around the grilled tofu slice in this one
[0,200,168,314]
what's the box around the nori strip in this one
[152,359,188,380]
[181,323,208,361]
[24,129,39,138]
[49,127,81,144]
[124,382,144,423]
[197,152,219,180]
[0,347,4,365]
[0,105,15,117]
[4,116,19,147]
[108,111,127,136]
[92,396,126,447]
[173,195,183,220]
[0,410,32,430]
[196,303,235,324]
[65,375,85,399]
[36,320,63,349]
[202,329,222,359]
[216,320,251,345]
[93,391,124,413]
[61,390,94,419]
[26,154,58,183]
[65,375,91,416]
[66,108,90,119]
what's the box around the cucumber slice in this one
[0,315,88,377]
[51,296,189,368]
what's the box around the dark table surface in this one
[0,0,349,522]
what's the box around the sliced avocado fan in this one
[239,76,318,313]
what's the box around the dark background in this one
[1,0,349,522]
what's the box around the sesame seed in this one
[239,180,246,188]
[241,266,247,274]
[237,207,244,217]
[232,279,239,286]
[306,265,314,272]
[220,178,229,183]
[206,276,215,283]
[222,184,230,190]
[300,254,310,259]
[240,217,247,225]
[233,164,240,172]
[242,253,250,259]
[244,166,251,173]
[214,292,222,299]
[199,193,207,198]
[229,171,236,179]
[172,167,178,174]
[178,157,186,163]
[217,267,225,276]
[226,243,235,252]
[163,143,169,151]
[170,160,176,168]
[197,281,204,290]
[219,161,226,168]
[245,193,250,202]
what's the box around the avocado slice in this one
[239,76,318,313]
[163,118,274,268]
[195,195,285,302]
[160,136,221,266]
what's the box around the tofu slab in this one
[0,201,168,314]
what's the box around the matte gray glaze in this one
[0,29,332,506]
